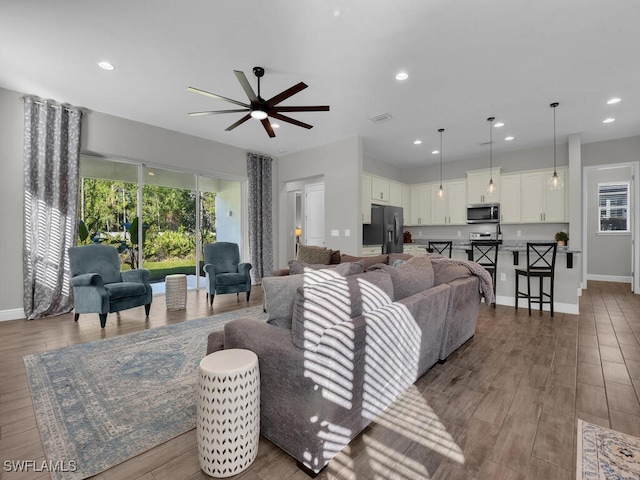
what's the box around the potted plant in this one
[555,231,568,247]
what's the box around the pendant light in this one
[437,128,445,199]
[485,116,497,196]
[547,102,564,190]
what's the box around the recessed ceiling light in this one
[431,150,439,155]
[413,140,422,145]
[271,123,280,129]
[603,118,615,123]
[505,136,514,141]
[98,61,115,71]
[607,97,621,105]
[395,72,408,81]
[494,122,505,128]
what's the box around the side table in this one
[197,349,260,478]
[165,274,187,310]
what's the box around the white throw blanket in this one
[428,254,496,305]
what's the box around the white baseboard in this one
[586,274,632,284]
[495,295,579,315]
[0,308,26,322]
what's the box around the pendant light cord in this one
[553,103,557,174]
[438,128,444,186]
[488,117,495,180]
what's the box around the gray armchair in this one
[68,244,153,328]
[203,242,252,306]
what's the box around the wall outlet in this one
[344,229,351,237]
[331,229,339,237]
[457,231,461,237]
[500,273,506,281]
[517,230,521,237]
[418,231,423,237]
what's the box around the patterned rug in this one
[577,419,640,479]
[24,306,266,480]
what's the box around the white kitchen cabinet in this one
[429,180,466,225]
[500,173,521,223]
[371,177,390,204]
[467,168,501,204]
[389,181,403,207]
[520,167,567,223]
[362,245,383,256]
[362,174,372,224]
[410,184,430,225]
[403,243,426,256]
[401,185,412,226]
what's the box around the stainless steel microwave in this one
[466,203,500,224]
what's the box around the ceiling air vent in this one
[368,113,392,124]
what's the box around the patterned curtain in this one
[247,152,273,283]
[23,97,83,319]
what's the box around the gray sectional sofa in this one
[206,255,485,475]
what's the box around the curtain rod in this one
[19,96,86,114]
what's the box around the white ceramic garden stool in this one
[197,349,260,478]
[165,274,187,310]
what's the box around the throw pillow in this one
[381,255,435,300]
[262,274,305,327]
[291,270,394,349]
[296,245,332,265]
[329,249,341,264]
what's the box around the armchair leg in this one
[246,291,251,302]
[210,294,214,306]
[74,313,79,322]
[145,304,151,317]
[99,313,107,328]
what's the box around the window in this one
[598,182,630,233]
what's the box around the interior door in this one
[304,183,325,247]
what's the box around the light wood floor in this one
[2,282,640,479]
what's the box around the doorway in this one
[583,162,640,292]
[304,182,325,247]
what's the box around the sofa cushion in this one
[289,260,364,276]
[340,253,389,269]
[380,255,435,300]
[263,265,364,329]
[291,270,394,349]
[296,245,332,265]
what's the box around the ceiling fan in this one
[187,66,330,138]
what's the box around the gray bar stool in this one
[515,242,558,316]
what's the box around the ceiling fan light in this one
[250,109,268,120]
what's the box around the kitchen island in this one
[414,240,582,314]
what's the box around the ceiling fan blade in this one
[187,87,250,108]
[261,118,276,138]
[269,112,313,129]
[225,114,252,131]
[266,82,308,107]
[188,109,249,116]
[233,70,258,102]
[273,105,330,112]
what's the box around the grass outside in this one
[122,257,203,282]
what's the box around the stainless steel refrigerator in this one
[363,205,404,253]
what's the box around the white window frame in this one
[598,181,630,233]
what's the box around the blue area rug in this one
[24,306,266,480]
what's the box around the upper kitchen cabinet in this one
[371,177,390,204]
[389,181,403,207]
[520,167,568,223]
[467,168,501,204]
[410,184,430,226]
[500,173,521,223]
[430,180,467,225]
[362,174,372,223]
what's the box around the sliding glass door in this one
[78,155,244,291]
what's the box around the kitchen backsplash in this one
[406,223,568,243]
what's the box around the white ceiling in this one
[2,0,639,168]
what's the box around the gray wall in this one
[0,85,250,318]
[397,143,570,185]
[585,165,633,279]
[276,137,362,268]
